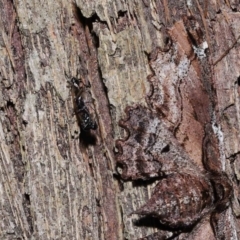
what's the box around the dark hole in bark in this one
[237,76,240,86]
[6,100,15,108]
[22,120,28,127]
[161,145,170,153]
[24,193,30,203]
[118,10,127,18]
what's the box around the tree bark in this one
[0,0,239,240]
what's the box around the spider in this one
[115,105,233,239]
[67,76,97,132]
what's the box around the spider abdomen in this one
[134,172,214,228]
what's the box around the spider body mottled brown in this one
[116,105,232,239]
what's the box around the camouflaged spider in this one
[67,76,97,132]
[116,105,233,240]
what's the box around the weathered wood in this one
[0,0,239,239]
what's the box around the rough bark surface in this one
[0,0,239,240]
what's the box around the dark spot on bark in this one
[22,193,34,234]
[134,132,144,143]
[161,144,170,153]
[236,76,240,86]
[22,120,28,127]
[118,10,127,18]
[148,133,156,146]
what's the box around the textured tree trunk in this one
[0,0,239,240]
